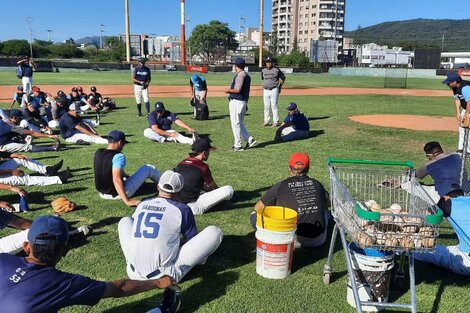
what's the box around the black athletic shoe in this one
[159,285,182,313]
[46,160,63,176]
[52,140,61,151]
[75,140,90,145]
[58,168,71,183]
[137,113,143,117]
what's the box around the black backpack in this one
[195,102,209,120]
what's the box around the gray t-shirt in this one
[261,67,285,89]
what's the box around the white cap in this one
[158,170,184,194]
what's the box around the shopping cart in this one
[323,158,444,313]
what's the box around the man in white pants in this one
[59,102,107,145]
[17,56,36,94]
[118,170,223,283]
[225,57,257,151]
[0,208,30,253]
[132,57,152,116]
[261,56,285,127]
[144,102,196,145]
[0,151,70,186]
[442,72,470,153]
[175,138,233,215]
[94,130,161,207]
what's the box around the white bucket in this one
[255,226,296,279]
[347,243,395,312]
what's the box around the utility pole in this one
[180,0,186,65]
[259,0,264,67]
[25,17,33,57]
[441,31,446,51]
[100,23,105,49]
[125,0,131,63]
[186,16,191,65]
[46,29,52,42]
[239,16,245,46]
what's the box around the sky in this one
[1,0,470,42]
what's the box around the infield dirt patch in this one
[350,115,457,132]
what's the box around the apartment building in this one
[272,0,345,55]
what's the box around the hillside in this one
[345,19,470,51]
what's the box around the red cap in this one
[289,152,310,169]
[31,86,40,92]
[77,86,83,91]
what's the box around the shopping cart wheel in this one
[323,272,331,285]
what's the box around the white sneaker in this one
[247,137,257,149]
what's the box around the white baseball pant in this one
[65,133,108,144]
[187,185,234,215]
[99,164,161,199]
[118,218,223,282]
[134,84,149,104]
[143,129,193,145]
[263,87,280,125]
[0,158,61,186]
[0,142,32,153]
[229,99,252,149]
[22,77,33,95]
[459,109,470,153]
[0,229,28,253]
[414,245,470,276]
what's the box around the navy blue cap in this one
[287,102,297,110]
[108,130,129,143]
[30,99,41,111]
[155,101,165,112]
[139,57,147,64]
[8,109,22,119]
[442,72,461,85]
[27,215,69,245]
[265,56,274,63]
[17,85,23,91]
[235,57,246,68]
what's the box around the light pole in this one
[239,16,245,46]
[124,0,131,63]
[100,23,105,49]
[186,16,191,65]
[46,29,52,42]
[259,0,264,67]
[25,17,33,57]
[180,0,186,65]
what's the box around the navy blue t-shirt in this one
[133,65,151,84]
[284,111,309,131]
[59,113,81,139]
[21,63,33,78]
[0,253,106,313]
[147,111,178,131]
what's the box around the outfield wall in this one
[329,67,437,78]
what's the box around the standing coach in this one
[261,56,285,127]
[132,57,151,117]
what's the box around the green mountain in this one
[345,19,470,51]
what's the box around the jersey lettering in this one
[134,212,163,239]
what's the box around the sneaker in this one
[46,160,63,176]
[233,146,244,152]
[159,285,182,313]
[137,113,142,117]
[58,168,71,183]
[247,138,257,149]
[192,131,200,142]
[262,123,270,127]
[75,140,90,145]
[24,135,33,146]
[52,140,61,151]
[95,113,100,126]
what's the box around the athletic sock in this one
[137,103,142,115]
[145,102,150,114]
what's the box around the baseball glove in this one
[51,197,77,215]
[142,82,149,90]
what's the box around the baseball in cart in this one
[323,158,443,313]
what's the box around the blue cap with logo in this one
[234,57,246,68]
[287,102,298,110]
[155,101,165,112]
[107,130,129,143]
[27,215,69,245]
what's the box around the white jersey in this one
[127,197,197,278]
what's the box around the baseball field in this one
[0,71,469,313]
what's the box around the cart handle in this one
[327,157,414,168]
[354,203,444,224]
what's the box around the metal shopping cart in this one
[323,158,444,313]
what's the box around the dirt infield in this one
[350,115,457,132]
[0,85,450,102]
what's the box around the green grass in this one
[1,92,469,313]
[0,71,448,90]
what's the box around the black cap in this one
[265,56,274,63]
[90,86,97,92]
[155,102,165,112]
[71,87,78,92]
[8,109,22,119]
[191,137,216,154]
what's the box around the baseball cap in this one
[139,57,147,63]
[155,101,165,112]
[17,85,23,91]
[158,170,184,194]
[287,102,298,110]
[107,130,129,143]
[8,109,22,119]
[69,102,81,113]
[265,56,274,63]
[30,99,41,110]
[90,86,97,92]
[289,152,310,169]
[191,137,216,154]
[27,215,69,245]
[234,57,246,68]
[442,72,461,85]
[32,86,40,93]
[57,90,66,97]
[71,87,78,93]
[77,86,83,92]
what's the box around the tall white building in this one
[272,0,345,55]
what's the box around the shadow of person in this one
[307,116,330,121]
[254,129,325,149]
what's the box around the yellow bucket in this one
[256,206,297,232]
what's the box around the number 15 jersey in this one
[128,197,197,276]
